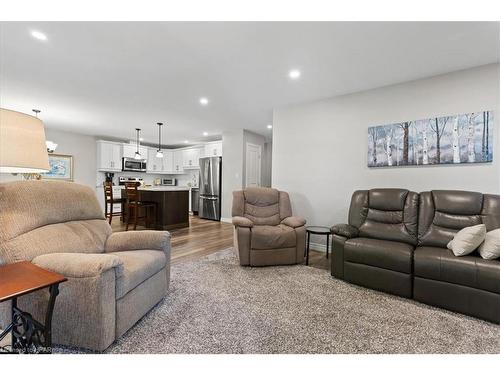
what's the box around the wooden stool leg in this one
[105,201,109,223]
[125,204,130,231]
[133,205,138,231]
[109,201,113,225]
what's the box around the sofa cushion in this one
[446,224,486,256]
[414,246,500,294]
[113,250,167,299]
[251,224,296,250]
[344,237,413,273]
[479,229,500,260]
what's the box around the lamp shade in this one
[0,108,50,173]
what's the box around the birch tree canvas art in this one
[367,111,493,167]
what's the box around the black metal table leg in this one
[326,234,330,259]
[6,284,60,354]
[306,231,310,265]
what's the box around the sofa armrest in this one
[105,230,171,255]
[232,216,254,228]
[281,216,306,228]
[32,253,123,279]
[331,224,359,239]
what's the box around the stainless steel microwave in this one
[161,178,177,186]
[122,157,147,172]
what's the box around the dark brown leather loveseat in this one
[331,188,500,323]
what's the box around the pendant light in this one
[156,122,164,158]
[134,128,142,159]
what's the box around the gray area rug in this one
[57,248,500,354]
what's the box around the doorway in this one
[245,142,262,187]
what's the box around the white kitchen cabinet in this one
[122,144,148,160]
[147,147,163,173]
[172,150,184,173]
[204,141,222,157]
[162,150,174,173]
[97,141,122,171]
[182,147,202,169]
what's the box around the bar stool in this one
[124,182,157,231]
[103,181,125,225]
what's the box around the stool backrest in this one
[124,182,140,203]
[103,181,114,202]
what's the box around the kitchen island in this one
[121,186,190,230]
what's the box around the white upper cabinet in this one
[162,150,174,173]
[147,148,175,174]
[182,147,202,169]
[172,150,184,173]
[146,147,163,173]
[122,144,148,160]
[97,141,122,171]
[204,141,222,157]
[97,140,220,175]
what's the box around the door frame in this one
[245,142,262,188]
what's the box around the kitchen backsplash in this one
[96,170,199,187]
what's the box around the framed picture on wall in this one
[42,153,74,181]
[367,110,493,168]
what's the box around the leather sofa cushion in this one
[414,246,500,294]
[344,237,413,273]
[113,250,168,299]
[251,224,296,250]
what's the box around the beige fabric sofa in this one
[232,187,306,266]
[0,180,170,351]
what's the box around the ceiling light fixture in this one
[46,140,58,153]
[184,140,189,144]
[134,128,142,159]
[288,69,301,80]
[156,122,164,158]
[199,97,209,106]
[267,124,273,129]
[203,132,208,136]
[31,30,47,41]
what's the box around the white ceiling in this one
[1,22,499,146]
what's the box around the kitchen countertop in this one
[97,185,192,191]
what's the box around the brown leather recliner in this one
[331,188,419,298]
[414,190,500,323]
[232,187,306,266]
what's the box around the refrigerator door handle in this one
[200,196,218,200]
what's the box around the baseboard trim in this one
[221,217,232,224]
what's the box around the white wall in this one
[221,129,244,220]
[262,141,273,187]
[272,63,500,247]
[0,128,97,189]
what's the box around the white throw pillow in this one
[447,224,486,256]
[478,229,500,260]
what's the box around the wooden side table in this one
[305,226,331,266]
[0,261,67,354]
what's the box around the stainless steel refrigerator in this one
[199,156,222,221]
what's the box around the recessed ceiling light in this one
[203,132,209,136]
[199,97,209,106]
[288,69,301,80]
[267,124,273,129]
[184,140,189,144]
[31,30,47,41]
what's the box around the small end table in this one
[305,226,331,266]
[0,261,67,354]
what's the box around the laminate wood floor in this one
[111,215,329,270]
